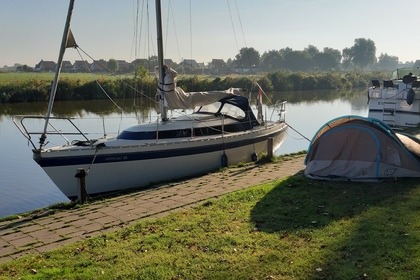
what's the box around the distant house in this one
[62,61,73,72]
[72,60,89,72]
[34,60,56,72]
[90,59,107,72]
[209,59,228,74]
[117,60,132,73]
[180,59,200,69]
[164,59,176,68]
[179,59,206,74]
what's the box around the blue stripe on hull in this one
[35,127,286,167]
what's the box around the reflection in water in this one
[0,90,368,218]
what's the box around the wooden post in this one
[75,168,87,204]
[267,137,274,159]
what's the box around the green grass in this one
[0,174,419,279]
[0,72,119,85]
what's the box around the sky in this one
[1,0,419,68]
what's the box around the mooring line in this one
[285,122,311,142]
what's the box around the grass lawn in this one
[0,174,419,279]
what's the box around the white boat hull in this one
[368,87,420,127]
[36,123,287,198]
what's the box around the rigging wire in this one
[226,0,239,53]
[189,0,193,63]
[234,0,247,48]
[75,48,124,113]
[165,0,182,63]
[75,46,157,105]
[132,0,144,107]
[131,0,142,61]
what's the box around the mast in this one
[155,0,167,121]
[39,0,75,147]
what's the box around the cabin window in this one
[196,101,246,120]
[196,102,221,114]
[220,103,245,119]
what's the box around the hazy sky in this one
[1,0,419,67]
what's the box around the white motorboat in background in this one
[368,68,420,128]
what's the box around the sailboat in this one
[14,0,288,199]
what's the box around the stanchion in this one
[75,168,87,204]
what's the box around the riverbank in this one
[0,71,386,103]
[1,153,419,279]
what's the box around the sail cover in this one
[160,66,240,109]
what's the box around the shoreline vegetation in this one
[0,154,418,279]
[0,71,388,103]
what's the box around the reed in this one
[0,71,389,103]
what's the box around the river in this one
[0,90,368,218]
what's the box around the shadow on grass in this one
[251,173,420,279]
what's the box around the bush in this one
[0,71,376,103]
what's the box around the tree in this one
[135,66,148,79]
[107,59,119,73]
[16,65,33,72]
[261,50,283,71]
[305,45,320,58]
[347,38,377,69]
[283,50,312,71]
[377,53,399,70]
[313,48,341,71]
[342,47,353,70]
[235,47,260,68]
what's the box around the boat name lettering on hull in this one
[105,156,128,162]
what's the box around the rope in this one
[86,143,105,174]
[285,122,311,142]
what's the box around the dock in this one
[0,155,305,264]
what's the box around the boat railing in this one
[13,115,92,150]
[271,100,287,123]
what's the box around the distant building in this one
[209,59,228,74]
[90,59,107,72]
[72,60,89,72]
[180,59,200,69]
[164,59,176,68]
[34,60,56,72]
[62,61,73,72]
[116,60,131,73]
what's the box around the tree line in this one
[8,37,415,75]
[236,38,409,72]
[131,37,411,74]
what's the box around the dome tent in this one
[304,115,420,181]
